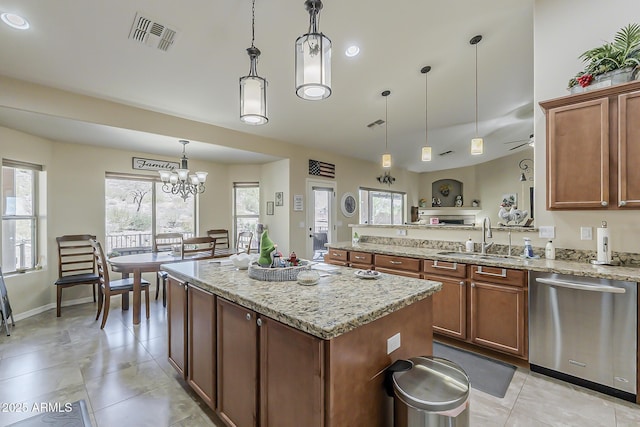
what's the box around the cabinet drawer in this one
[423,259,467,278]
[350,251,372,264]
[471,265,526,287]
[374,255,421,272]
[327,249,349,262]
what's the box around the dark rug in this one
[433,342,516,398]
[7,400,92,427]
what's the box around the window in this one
[2,160,42,273]
[105,174,195,255]
[233,182,259,250]
[359,188,406,225]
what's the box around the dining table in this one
[108,251,211,325]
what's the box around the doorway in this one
[305,179,336,260]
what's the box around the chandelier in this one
[159,140,207,201]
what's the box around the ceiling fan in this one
[503,134,534,151]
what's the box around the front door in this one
[305,179,336,260]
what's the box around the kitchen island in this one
[161,260,441,427]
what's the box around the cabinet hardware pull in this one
[601,201,608,206]
[471,282,475,288]
[620,200,627,206]
[257,318,263,327]
[332,252,341,257]
[476,266,507,277]
[389,261,402,265]
[459,281,465,286]
[245,313,251,320]
[354,256,365,260]
[433,260,457,270]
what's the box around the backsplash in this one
[359,236,640,266]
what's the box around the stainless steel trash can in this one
[391,356,470,427]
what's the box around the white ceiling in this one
[0,0,534,172]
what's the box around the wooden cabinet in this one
[349,251,373,270]
[187,284,216,409]
[374,254,421,278]
[167,275,188,378]
[324,249,349,266]
[469,265,527,357]
[423,260,467,339]
[216,298,324,427]
[540,81,640,209]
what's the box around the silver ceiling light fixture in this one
[159,140,208,201]
[295,0,331,100]
[421,66,432,162]
[240,0,268,125]
[470,35,483,155]
[381,90,392,168]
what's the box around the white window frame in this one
[358,187,406,225]
[233,182,260,250]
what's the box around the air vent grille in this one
[366,119,385,129]
[439,150,454,156]
[129,12,178,52]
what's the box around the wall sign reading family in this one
[132,157,179,171]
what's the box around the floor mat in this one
[433,341,516,398]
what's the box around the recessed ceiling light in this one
[345,45,360,57]
[1,12,30,30]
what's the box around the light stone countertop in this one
[329,242,640,282]
[161,260,441,340]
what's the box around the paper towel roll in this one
[597,226,611,263]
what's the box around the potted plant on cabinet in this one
[568,23,640,92]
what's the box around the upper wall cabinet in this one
[540,81,640,210]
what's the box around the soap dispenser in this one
[523,238,534,258]
[465,237,474,252]
[545,241,556,260]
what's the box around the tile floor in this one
[0,297,639,427]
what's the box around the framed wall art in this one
[266,201,274,215]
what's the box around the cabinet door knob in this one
[601,201,608,206]
[620,200,627,207]
[471,282,476,288]
[257,318,263,327]
[459,281,465,286]
[245,313,251,321]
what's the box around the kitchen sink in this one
[436,251,522,262]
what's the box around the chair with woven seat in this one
[235,231,253,255]
[153,233,183,307]
[182,236,216,260]
[91,239,150,329]
[55,234,101,317]
[206,229,234,258]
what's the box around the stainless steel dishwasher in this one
[529,271,637,402]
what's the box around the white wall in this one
[533,0,640,253]
[260,159,290,253]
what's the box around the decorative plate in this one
[354,270,381,279]
[341,192,357,217]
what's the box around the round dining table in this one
[108,251,202,325]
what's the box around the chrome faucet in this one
[481,217,494,254]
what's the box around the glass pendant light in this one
[381,90,392,168]
[295,0,331,100]
[421,66,432,161]
[470,35,483,155]
[240,0,268,125]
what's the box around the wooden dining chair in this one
[55,234,101,317]
[206,229,235,257]
[182,237,216,260]
[91,239,150,329]
[153,233,183,307]
[235,231,253,254]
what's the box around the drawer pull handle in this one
[476,266,507,277]
[433,260,457,270]
[332,252,342,257]
[354,256,365,260]
[389,261,402,265]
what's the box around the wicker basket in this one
[248,261,311,282]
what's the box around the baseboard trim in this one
[13,297,94,322]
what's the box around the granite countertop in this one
[161,260,441,340]
[330,242,640,282]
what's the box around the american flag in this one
[308,159,335,178]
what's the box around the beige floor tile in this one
[78,340,154,381]
[0,363,85,403]
[614,399,640,426]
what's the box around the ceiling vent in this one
[129,12,178,52]
[439,150,454,156]
[366,119,385,129]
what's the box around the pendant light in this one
[295,0,331,100]
[240,0,268,125]
[470,35,483,155]
[421,66,432,162]
[381,90,392,168]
